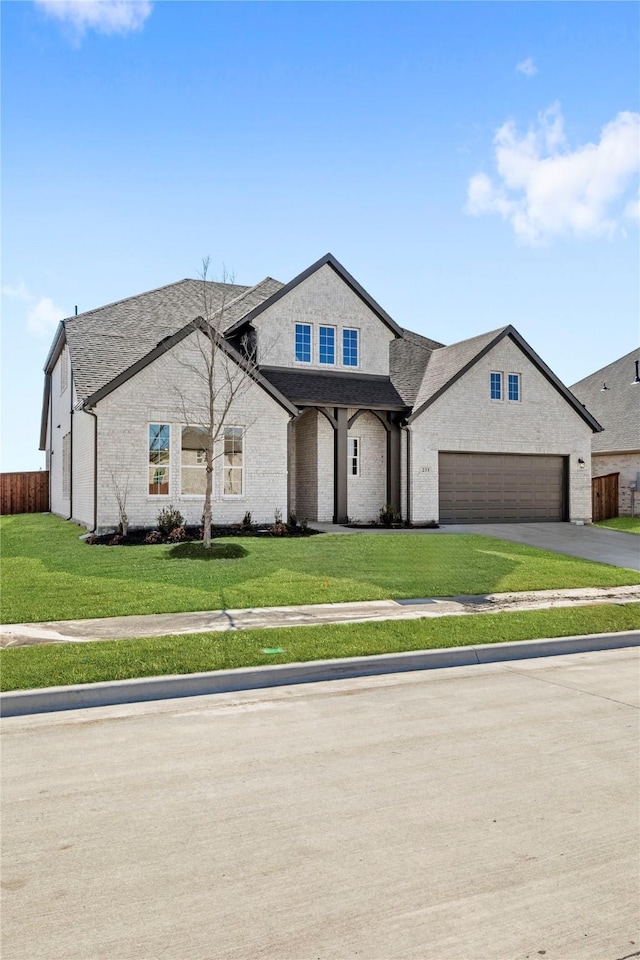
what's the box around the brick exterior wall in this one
[92,332,290,532]
[292,409,319,521]
[410,337,594,523]
[347,410,387,522]
[48,346,72,518]
[592,452,640,516]
[71,405,95,528]
[252,264,394,375]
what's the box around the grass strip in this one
[2,603,638,692]
[2,514,639,624]
[595,517,640,535]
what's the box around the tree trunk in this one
[203,452,213,549]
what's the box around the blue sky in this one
[2,0,639,471]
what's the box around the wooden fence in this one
[0,472,49,515]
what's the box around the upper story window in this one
[319,326,335,365]
[295,323,311,363]
[490,372,502,400]
[149,423,170,496]
[508,373,521,402]
[343,329,358,367]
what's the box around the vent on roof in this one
[633,360,640,384]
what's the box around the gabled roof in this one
[259,367,407,410]
[389,328,445,405]
[570,348,640,453]
[83,317,299,416]
[224,253,404,338]
[48,277,282,404]
[407,325,603,432]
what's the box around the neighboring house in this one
[41,253,601,532]
[570,350,640,520]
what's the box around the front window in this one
[348,437,360,477]
[149,424,170,495]
[343,329,358,367]
[181,426,208,495]
[319,326,335,364]
[508,373,521,402]
[295,323,311,363]
[490,372,502,400]
[223,426,244,496]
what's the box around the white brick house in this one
[41,253,601,531]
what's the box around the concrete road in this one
[2,649,639,960]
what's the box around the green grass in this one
[1,603,638,691]
[1,514,638,625]
[596,517,640,535]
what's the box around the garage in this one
[438,453,567,523]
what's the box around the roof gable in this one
[408,325,602,432]
[224,253,403,338]
[570,348,640,452]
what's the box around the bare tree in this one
[171,258,266,549]
[107,465,130,536]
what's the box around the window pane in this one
[149,424,170,451]
[490,373,502,400]
[223,427,243,495]
[149,466,169,496]
[181,468,207,495]
[295,323,311,363]
[508,374,520,401]
[181,426,207,495]
[343,329,358,366]
[319,326,335,364]
[348,437,359,476]
[224,468,242,496]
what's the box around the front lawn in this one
[1,514,638,624]
[1,603,638,691]
[596,517,640,535]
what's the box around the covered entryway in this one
[592,473,619,522]
[438,453,567,523]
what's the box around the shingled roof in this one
[389,328,445,405]
[570,349,640,453]
[48,277,283,403]
[259,367,407,410]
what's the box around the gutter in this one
[84,406,98,532]
[402,424,411,524]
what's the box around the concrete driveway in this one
[2,648,638,960]
[312,521,640,571]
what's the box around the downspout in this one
[67,371,74,520]
[47,374,53,512]
[85,407,98,532]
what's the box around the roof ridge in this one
[65,277,247,324]
[571,347,640,388]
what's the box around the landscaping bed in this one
[87,522,320,546]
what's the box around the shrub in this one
[144,530,163,544]
[269,522,288,537]
[85,534,98,545]
[274,507,283,525]
[108,534,122,546]
[241,511,254,531]
[288,512,298,530]
[379,503,402,527]
[157,505,184,535]
[167,526,186,542]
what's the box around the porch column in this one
[334,407,348,523]
[386,416,401,513]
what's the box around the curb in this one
[1,631,639,718]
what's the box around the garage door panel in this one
[439,453,566,523]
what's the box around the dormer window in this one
[343,329,358,367]
[319,326,335,364]
[295,323,311,363]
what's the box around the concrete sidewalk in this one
[2,584,639,648]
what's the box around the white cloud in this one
[34,0,153,37]
[516,57,538,78]
[2,283,65,337]
[466,104,640,244]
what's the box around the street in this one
[2,648,639,960]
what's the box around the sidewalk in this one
[2,584,639,649]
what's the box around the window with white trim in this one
[148,424,170,495]
[62,432,71,499]
[490,371,502,400]
[508,373,521,402]
[348,437,360,477]
[295,323,311,363]
[181,426,208,496]
[319,326,335,364]
[343,328,358,367]
[223,426,244,496]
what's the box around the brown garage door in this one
[439,453,567,523]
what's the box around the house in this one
[570,350,640,520]
[40,253,601,532]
